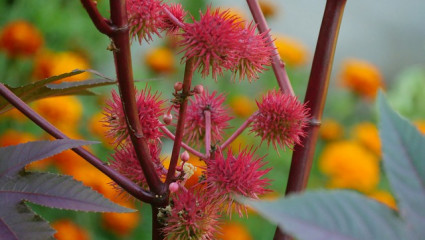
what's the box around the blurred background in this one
[0,0,424,239]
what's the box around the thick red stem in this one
[246,0,294,96]
[109,0,165,196]
[273,0,347,239]
[80,0,114,35]
[165,58,195,185]
[0,83,157,203]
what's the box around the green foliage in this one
[0,69,116,114]
[242,92,425,240]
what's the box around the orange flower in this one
[51,219,90,240]
[32,96,83,129]
[319,141,379,193]
[319,119,344,141]
[368,190,397,210]
[184,155,206,189]
[259,0,277,18]
[274,35,309,67]
[339,58,384,99]
[2,108,27,122]
[88,112,114,147]
[33,51,90,82]
[218,222,252,240]
[352,122,381,157]
[145,47,175,73]
[102,200,140,236]
[0,130,35,147]
[414,120,425,134]
[0,20,43,57]
[230,95,256,118]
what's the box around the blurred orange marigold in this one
[339,58,384,99]
[274,35,309,67]
[319,119,344,141]
[230,95,256,118]
[352,122,381,157]
[368,190,397,210]
[414,120,425,135]
[0,20,43,57]
[319,141,379,193]
[33,51,90,82]
[102,205,140,236]
[145,47,175,73]
[33,96,82,129]
[52,219,90,240]
[218,222,252,240]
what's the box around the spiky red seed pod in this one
[228,23,274,82]
[179,7,243,80]
[181,89,233,145]
[251,90,310,150]
[110,142,166,188]
[103,87,165,144]
[163,190,221,240]
[204,147,271,217]
[126,0,163,44]
[159,3,186,34]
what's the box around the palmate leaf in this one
[378,91,425,239]
[0,69,116,114]
[242,191,410,240]
[0,140,135,239]
[0,172,132,212]
[0,199,55,240]
[0,139,96,178]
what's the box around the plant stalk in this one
[165,58,195,185]
[159,126,206,159]
[108,0,165,196]
[273,0,347,239]
[220,112,257,150]
[204,110,212,158]
[246,0,294,96]
[80,0,114,36]
[0,83,158,204]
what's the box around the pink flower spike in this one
[163,190,221,240]
[126,0,164,44]
[179,7,243,80]
[205,147,271,217]
[251,90,310,151]
[103,86,165,145]
[159,3,186,34]
[110,142,166,189]
[228,23,275,82]
[180,89,233,146]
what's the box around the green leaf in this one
[0,139,97,178]
[0,200,55,240]
[242,191,409,240]
[0,69,116,114]
[378,91,425,239]
[0,172,134,213]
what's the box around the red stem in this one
[80,0,114,36]
[108,0,165,196]
[246,0,294,96]
[162,6,185,28]
[220,112,257,150]
[274,0,347,239]
[165,58,195,185]
[159,126,205,159]
[204,110,211,158]
[0,83,158,204]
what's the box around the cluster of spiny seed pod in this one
[102,0,310,239]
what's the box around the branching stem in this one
[165,58,195,185]
[0,83,158,204]
[159,126,206,159]
[204,110,212,159]
[246,0,294,96]
[220,112,257,150]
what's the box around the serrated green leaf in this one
[0,139,97,178]
[378,91,425,239]
[0,69,116,114]
[0,200,55,240]
[0,172,134,213]
[242,191,410,240]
